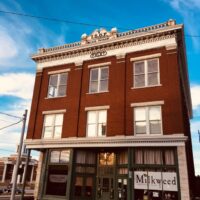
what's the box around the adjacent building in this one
[25,19,195,200]
[0,146,37,186]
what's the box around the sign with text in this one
[134,171,178,191]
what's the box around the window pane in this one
[99,111,107,123]
[58,85,66,96]
[59,73,67,85]
[148,73,158,86]
[48,86,57,97]
[135,122,146,134]
[90,69,98,81]
[55,114,64,126]
[76,150,86,164]
[135,108,146,121]
[46,165,68,196]
[150,121,161,134]
[149,107,161,120]
[87,124,96,137]
[90,81,98,93]
[165,150,175,165]
[85,177,93,197]
[45,115,54,126]
[134,62,144,74]
[98,123,106,136]
[147,59,158,73]
[100,80,108,91]
[49,75,58,86]
[50,151,60,163]
[101,67,108,79]
[60,150,70,163]
[54,126,62,138]
[86,152,96,164]
[43,127,53,138]
[134,75,145,87]
[118,151,128,164]
[135,149,143,164]
[88,111,97,123]
[75,177,83,196]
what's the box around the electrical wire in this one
[0,111,22,119]
[0,119,23,131]
[0,10,129,30]
[0,9,200,38]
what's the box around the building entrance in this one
[97,152,115,200]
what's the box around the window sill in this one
[86,91,109,95]
[134,133,163,136]
[45,96,66,99]
[131,84,162,90]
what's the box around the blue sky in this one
[0,0,200,174]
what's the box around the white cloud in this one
[164,0,200,50]
[191,85,200,108]
[0,73,35,99]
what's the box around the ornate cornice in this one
[24,134,187,149]
[35,34,176,64]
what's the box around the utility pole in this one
[198,130,200,143]
[10,109,28,200]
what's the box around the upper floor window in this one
[89,67,109,93]
[87,110,107,137]
[134,106,162,135]
[48,73,68,98]
[43,114,64,139]
[133,58,159,88]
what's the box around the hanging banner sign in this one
[134,171,178,191]
[49,174,67,183]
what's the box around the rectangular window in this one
[87,110,107,137]
[43,114,64,139]
[45,149,71,197]
[134,106,162,135]
[134,58,159,88]
[48,73,68,97]
[89,67,109,93]
[135,148,175,165]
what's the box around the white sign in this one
[49,174,67,183]
[134,171,177,191]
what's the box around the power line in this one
[0,10,129,30]
[0,111,22,119]
[0,119,23,131]
[0,10,200,38]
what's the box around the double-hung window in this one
[48,73,68,98]
[134,106,162,135]
[43,114,64,138]
[134,58,159,88]
[87,110,107,137]
[89,67,109,93]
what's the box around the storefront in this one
[37,147,180,200]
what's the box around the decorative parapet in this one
[32,19,178,59]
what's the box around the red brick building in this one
[25,19,195,200]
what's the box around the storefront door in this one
[97,177,114,200]
[97,152,115,200]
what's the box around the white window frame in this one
[47,73,68,98]
[133,58,160,88]
[86,110,107,137]
[42,114,64,139]
[134,105,163,136]
[89,67,109,93]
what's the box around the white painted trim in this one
[42,109,66,114]
[130,101,164,107]
[36,37,176,71]
[88,62,111,68]
[130,53,161,62]
[85,105,110,111]
[48,68,71,75]
[116,53,126,59]
[24,134,188,149]
[131,84,162,89]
